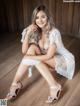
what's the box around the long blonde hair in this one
[31,5,55,31]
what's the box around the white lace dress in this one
[21,28,75,79]
[47,28,75,79]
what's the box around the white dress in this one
[47,28,75,80]
[21,28,75,79]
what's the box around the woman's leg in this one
[27,45,59,88]
[12,44,41,85]
[12,63,29,85]
[35,62,57,87]
[27,44,41,55]
[43,57,55,68]
[6,44,41,100]
[34,59,61,101]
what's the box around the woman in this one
[6,5,75,103]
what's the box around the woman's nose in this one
[39,18,42,22]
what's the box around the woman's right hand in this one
[28,24,38,33]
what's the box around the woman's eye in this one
[41,15,46,18]
[36,16,39,19]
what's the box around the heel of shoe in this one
[46,84,62,104]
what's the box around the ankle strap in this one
[50,86,57,89]
[50,84,61,89]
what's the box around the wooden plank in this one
[15,0,24,31]
[56,0,62,31]
[62,3,69,34]
[49,0,56,24]
[3,0,17,32]
[43,0,49,8]
[67,3,74,35]
[56,71,80,106]
[72,3,80,36]
[0,65,41,98]
[0,40,22,80]
[23,0,31,27]
[78,4,80,38]
[0,67,18,98]
[15,78,45,106]
[61,34,75,48]
[64,78,80,106]
[68,38,80,63]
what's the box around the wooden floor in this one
[0,34,80,106]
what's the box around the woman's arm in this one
[25,44,56,61]
[22,31,30,54]
[22,24,38,54]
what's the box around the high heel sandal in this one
[5,81,23,101]
[46,84,62,103]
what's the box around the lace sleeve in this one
[21,27,29,43]
[49,29,63,49]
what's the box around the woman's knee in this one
[29,44,37,49]
[43,57,55,68]
[29,44,41,55]
[26,44,37,55]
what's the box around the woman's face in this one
[35,10,48,29]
